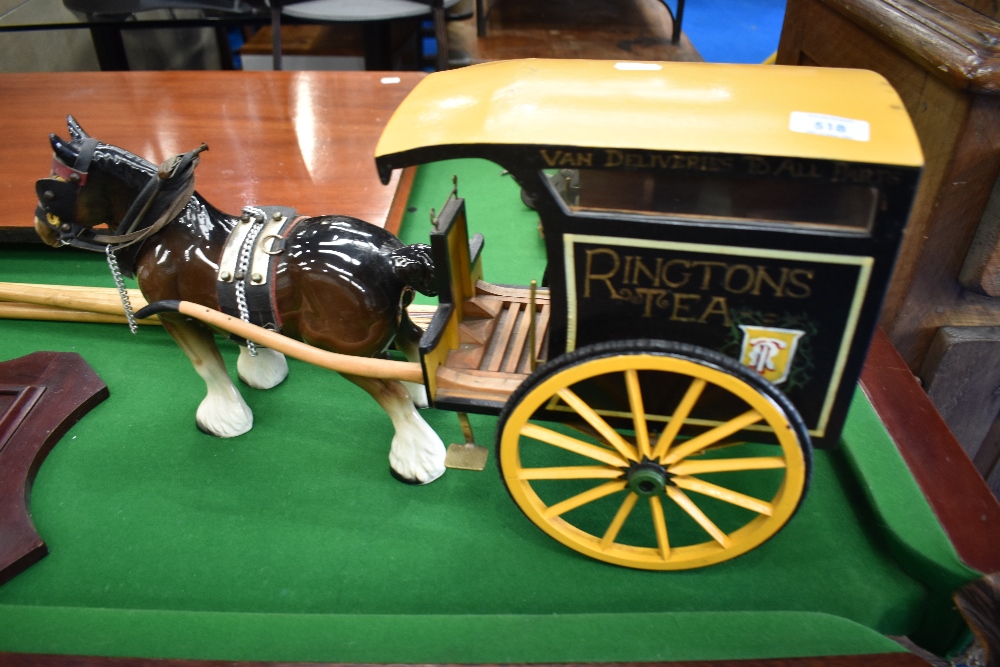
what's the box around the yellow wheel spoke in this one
[557,388,639,462]
[544,480,628,519]
[672,476,773,516]
[519,466,624,480]
[651,378,706,460]
[669,456,786,475]
[649,495,671,560]
[624,369,651,459]
[499,347,810,571]
[600,492,639,551]
[520,422,628,467]
[666,486,732,548]
[662,410,763,465]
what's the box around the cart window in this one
[542,169,878,232]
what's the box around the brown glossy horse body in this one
[35,118,446,484]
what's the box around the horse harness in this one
[36,140,299,346]
[35,139,207,332]
[216,205,301,353]
[36,139,207,275]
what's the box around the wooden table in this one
[0,70,423,242]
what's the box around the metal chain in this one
[235,206,266,356]
[106,244,138,334]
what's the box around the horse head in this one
[34,116,204,253]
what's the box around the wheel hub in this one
[626,460,670,497]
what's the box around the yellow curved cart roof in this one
[376,59,922,168]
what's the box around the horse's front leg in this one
[160,314,253,437]
[341,373,445,484]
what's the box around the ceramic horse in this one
[34,117,447,484]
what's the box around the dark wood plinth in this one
[0,352,108,586]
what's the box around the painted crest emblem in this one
[737,325,806,384]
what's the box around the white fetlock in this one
[238,347,289,389]
[402,380,429,409]
[195,386,253,437]
[388,411,446,484]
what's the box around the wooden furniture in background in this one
[477,0,685,44]
[0,71,422,242]
[777,0,1000,495]
[456,0,700,64]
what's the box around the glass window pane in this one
[544,169,877,232]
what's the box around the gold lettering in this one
[584,248,621,298]
[604,150,624,168]
[832,162,851,182]
[625,153,648,169]
[635,288,668,318]
[671,293,700,322]
[622,256,634,285]
[692,261,727,290]
[786,269,814,298]
[724,264,755,294]
[662,259,691,289]
[743,156,770,176]
[752,266,789,297]
[632,256,662,286]
[714,156,734,171]
[540,149,562,167]
[699,296,731,326]
[773,159,798,178]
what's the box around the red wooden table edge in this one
[859,328,1000,575]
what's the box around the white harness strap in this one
[216,205,298,338]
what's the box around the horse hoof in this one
[389,466,444,485]
[388,419,446,485]
[195,415,253,438]
[196,392,253,438]
[238,347,289,390]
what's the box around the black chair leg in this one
[90,24,130,70]
[215,26,236,69]
[433,1,448,70]
[363,21,393,70]
[271,1,283,70]
[670,0,686,44]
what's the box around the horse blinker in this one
[49,134,79,165]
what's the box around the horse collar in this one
[216,205,299,341]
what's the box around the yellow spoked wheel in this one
[496,340,811,570]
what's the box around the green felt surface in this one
[0,607,902,664]
[0,159,979,662]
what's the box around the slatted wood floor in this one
[433,281,552,407]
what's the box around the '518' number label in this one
[789,111,870,142]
